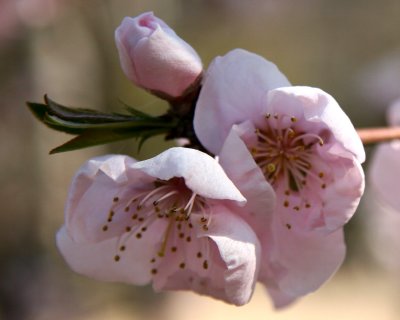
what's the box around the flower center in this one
[250,113,329,226]
[101,177,211,275]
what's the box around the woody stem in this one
[358,127,400,144]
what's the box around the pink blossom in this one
[370,98,400,211]
[194,49,365,306]
[218,127,346,307]
[115,12,203,98]
[56,147,261,306]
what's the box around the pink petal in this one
[218,124,276,233]
[259,219,345,307]
[387,98,400,126]
[264,87,365,162]
[194,49,290,154]
[132,147,246,204]
[370,141,400,212]
[152,205,260,306]
[56,226,155,285]
[65,155,152,243]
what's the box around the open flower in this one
[370,98,400,212]
[115,12,203,99]
[194,49,365,306]
[194,49,365,234]
[218,128,347,307]
[56,147,261,306]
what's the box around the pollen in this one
[267,163,276,173]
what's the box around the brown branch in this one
[357,127,400,144]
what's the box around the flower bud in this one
[115,12,202,99]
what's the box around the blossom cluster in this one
[56,12,365,307]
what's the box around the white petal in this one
[132,147,246,204]
[194,48,290,154]
[56,226,154,285]
[266,86,365,162]
[218,124,276,233]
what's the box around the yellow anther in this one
[267,163,276,173]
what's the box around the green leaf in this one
[50,127,169,154]
[27,96,178,153]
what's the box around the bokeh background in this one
[1,0,400,319]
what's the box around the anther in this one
[265,113,271,119]
[120,245,126,251]
[290,116,297,122]
[283,200,289,207]
[125,226,132,232]
[132,214,138,220]
[203,260,209,270]
[318,172,324,178]
[202,225,209,231]
[171,246,177,252]
[186,236,191,242]
[136,233,142,239]
[114,255,120,262]
[293,206,300,211]
[321,184,326,189]
[151,268,158,275]
[267,163,276,173]
[102,225,108,231]
[179,262,186,269]
[179,232,185,239]
[113,197,119,202]
[141,227,147,232]
[197,252,202,258]
[286,223,292,230]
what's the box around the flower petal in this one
[194,49,290,154]
[259,219,345,306]
[132,147,246,204]
[56,226,155,285]
[65,155,154,243]
[370,141,400,212]
[218,124,276,232]
[264,86,365,162]
[152,205,260,306]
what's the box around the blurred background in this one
[1,0,400,319]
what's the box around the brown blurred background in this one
[1,0,400,319]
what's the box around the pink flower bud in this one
[115,12,202,98]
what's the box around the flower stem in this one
[357,127,400,144]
